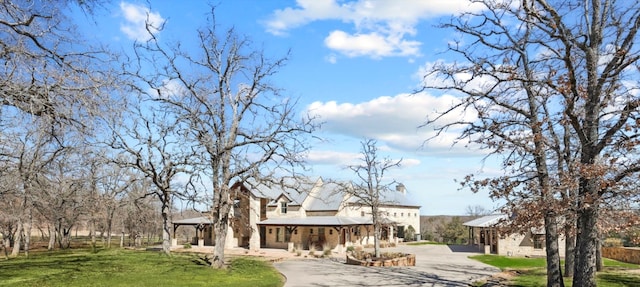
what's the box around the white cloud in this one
[307,149,421,169]
[306,92,482,156]
[324,30,420,58]
[120,2,165,42]
[146,78,186,99]
[324,54,338,64]
[265,0,484,58]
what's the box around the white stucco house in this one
[172,177,421,251]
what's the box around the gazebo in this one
[172,216,214,247]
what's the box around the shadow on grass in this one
[599,272,640,286]
[448,244,483,253]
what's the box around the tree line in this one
[0,1,316,269]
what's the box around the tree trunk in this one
[106,211,114,248]
[373,224,381,258]
[212,217,228,268]
[544,212,564,287]
[90,219,96,251]
[61,228,71,249]
[11,220,22,257]
[23,214,31,258]
[47,224,56,251]
[573,206,598,287]
[564,224,576,278]
[596,235,603,272]
[161,198,171,255]
[2,237,8,259]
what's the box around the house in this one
[463,214,566,257]
[172,178,421,251]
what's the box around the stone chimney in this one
[395,183,406,194]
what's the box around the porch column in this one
[197,224,205,247]
[172,224,178,247]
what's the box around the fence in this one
[602,247,640,264]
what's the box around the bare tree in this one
[107,104,197,255]
[130,9,317,268]
[339,139,401,258]
[423,1,640,286]
[0,0,119,130]
[95,162,136,248]
[464,205,491,217]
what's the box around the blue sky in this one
[75,1,504,215]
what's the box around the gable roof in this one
[236,177,421,211]
[258,216,372,226]
[302,180,345,211]
[463,214,508,227]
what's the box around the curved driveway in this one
[274,244,499,287]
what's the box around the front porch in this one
[258,216,399,251]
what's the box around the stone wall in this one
[602,247,640,264]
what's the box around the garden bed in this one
[345,252,415,267]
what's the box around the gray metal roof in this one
[303,181,344,211]
[462,214,508,227]
[257,216,372,226]
[172,216,213,225]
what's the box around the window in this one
[401,212,404,217]
[276,228,283,242]
[361,211,365,217]
[269,228,272,234]
[394,212,397,217]
[310,228,313,234]
[280,202,287,214]
[533,234,545,249]
[329,229,333,235]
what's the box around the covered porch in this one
[257,216,398,251]
[463,214,508,254]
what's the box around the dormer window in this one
[280,202,287,214]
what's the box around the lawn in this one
[470,255,640,287]
[0,248,284,287]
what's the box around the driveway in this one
[273,244,499,287]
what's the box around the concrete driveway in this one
[273,244,500,287]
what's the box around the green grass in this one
[470,255,547,270]
[0,248,283,287]
[470,255,640,287]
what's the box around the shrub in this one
[308,246,316,257]
[346,246,355,253]
[322,244,332,256]
[183,243,192,249]
[405,225,416,242]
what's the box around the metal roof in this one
[462,214,508,227]
[257,216,373,226]
[172,216,213,225]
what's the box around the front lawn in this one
[0,248,283,287]
[470,255,640,287]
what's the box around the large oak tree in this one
[423,0,640,286]
[131,10,317,268]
